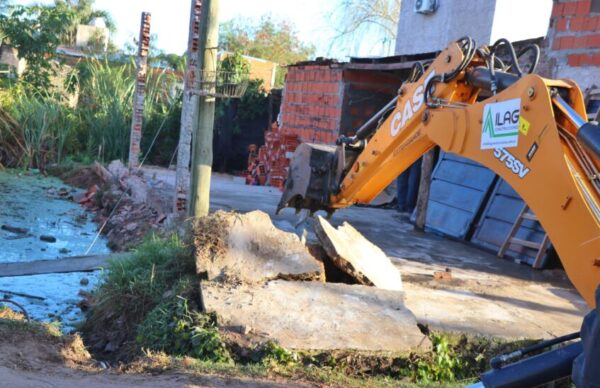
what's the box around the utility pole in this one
[128,12,151,170]
[188,0,219,217]
[174,0,203,213]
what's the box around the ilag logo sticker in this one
[481,98,521,149]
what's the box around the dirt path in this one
[0,366,294,388]
[0,315,299,388]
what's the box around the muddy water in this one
[0,170,110,331]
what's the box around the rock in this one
[107,160,128,180]
[126,175,148,204]
[201,280,429,352]
[104,342,118,353]
[315,216,403,291]
[40,235,57,243]
[93,161,112,183]
[1,225,29,235]
[80,277,89,286]
[124,222,138,232]
[194,211,324,283]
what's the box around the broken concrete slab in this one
[126,175,148,204]
[107,159,128,181]
[201,279,429,352]
[315,216,403,291]
[194,211,324,283]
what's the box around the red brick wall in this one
[280,64,343,144]
[340,70,400,137]
[543,0,600,90]
[280,64,402,144]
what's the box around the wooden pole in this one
[174,0,203,213]
[128,12,151,170]
[188,0,219,217]
[414,148,436,230]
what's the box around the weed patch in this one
[136,297,232,363]
[82,234,196,360]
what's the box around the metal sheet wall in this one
[422,152,497,239]
[470,179,548,265]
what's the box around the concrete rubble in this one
[195,210,324,283]
[201,280,427,351]
[195,210,429,352]
[315,216,403,291]
[63,160,166,251]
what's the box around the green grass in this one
[0,58,181,169]
[88,234,195,322]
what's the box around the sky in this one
[13,0,385,59]
[12,0,554,60]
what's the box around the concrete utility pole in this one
[188,0,219,217]
[128,12,151,170]
[174,0,203,213]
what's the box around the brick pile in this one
[245,123,300,190]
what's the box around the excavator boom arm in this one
[278,39,600,307]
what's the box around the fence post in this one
[128,12,151,170]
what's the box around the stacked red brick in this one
[280,63,343,144]
[543,0,600,88]
[245,123,299,189]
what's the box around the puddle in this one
[0,170,110,331]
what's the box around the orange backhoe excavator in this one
[277,37,600,387]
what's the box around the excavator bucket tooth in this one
[276,143,341,216]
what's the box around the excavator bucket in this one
[276,143,342,216]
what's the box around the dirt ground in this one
[0,318,297,388]
[142,167,589,340]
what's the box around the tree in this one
[220,16,315,86]
[331,0,400,56]
[0,5,74,91]
[151,53,186,72]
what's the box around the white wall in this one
[395,0,497,55]
[395,0,554,55]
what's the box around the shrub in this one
[136,296,232,363]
